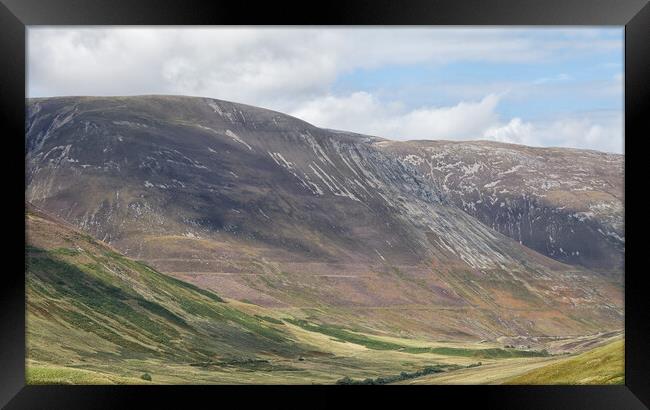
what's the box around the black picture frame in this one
[2,0,648,408]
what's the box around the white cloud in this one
[293,92,623,154]
[28,27,620,105]
[291,92,501,140]
[483,112,623,154]
[27,27,623,153]
[484,118,537,146]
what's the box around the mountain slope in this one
[377,140,624,273]
[29,203,586,385]
[26,95,521,269]
[26,203,306,374]
[25,95,623,341]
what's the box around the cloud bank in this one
[291,92,623,154]
[28,27,623,153]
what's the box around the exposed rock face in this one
[25,96,624,340]
[377,140,624,274]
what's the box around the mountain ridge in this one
[27,95,623,154]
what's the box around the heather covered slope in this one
[25,96,623,341]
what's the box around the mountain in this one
[377,140,623,274]
[25,95,623,342]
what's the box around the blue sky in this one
[334,52,622,119]
[330,28,622,121]
[28,27,624,153]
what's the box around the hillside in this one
[377,140,623,274]
[505,338,624,384]
[25,95,623,342]
[26,204,308,382]
[30,203,600,384]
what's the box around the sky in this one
[27,27,624,154]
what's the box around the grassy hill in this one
[504,338,624,385]
[26,204,310,383]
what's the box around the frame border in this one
[2,0,648,408]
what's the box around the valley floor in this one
[27,309,624,385]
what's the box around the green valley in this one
[26,205,622,384]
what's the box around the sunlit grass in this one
[505,338,624,385]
